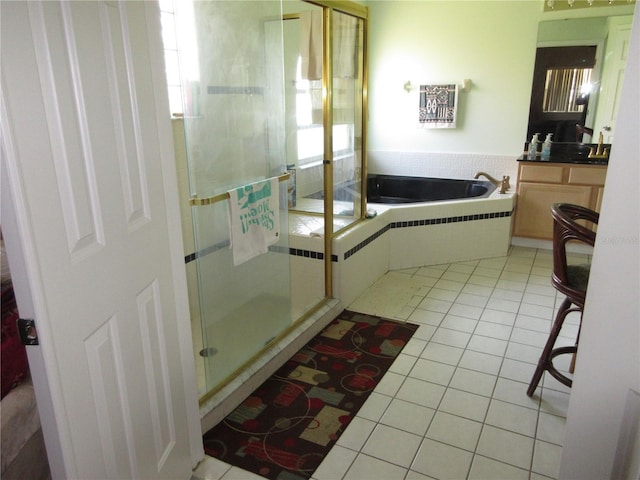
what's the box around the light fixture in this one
[580,82,594,95]
[545,0,634,9]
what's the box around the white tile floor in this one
[193,246,586,480]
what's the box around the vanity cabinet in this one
[513,161,607,240]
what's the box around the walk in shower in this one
[164,0,367,401]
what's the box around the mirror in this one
[527,45,596,143]
[527,11,635,146]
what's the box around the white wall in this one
[366,1,539,155]
[559,5,640,479]
[365,1,635,157]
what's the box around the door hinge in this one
[17,318,39,345]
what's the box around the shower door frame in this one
[301,0,369,298]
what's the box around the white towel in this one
[333,12,357,78]
[300,10,323,81]
[227,177,280,266]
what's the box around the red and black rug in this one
[202,309,419,480]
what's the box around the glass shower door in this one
[332,9,365,232]
[280,2,327,317]
[281,2,365,234]
[179,1,292,394]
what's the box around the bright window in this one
[294,57,352,167]
[159,0,199,117]
[543,67,593,113]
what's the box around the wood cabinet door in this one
[513,183,593,239]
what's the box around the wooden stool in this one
[527,203,598,397]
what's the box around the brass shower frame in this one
[294,0,369,299]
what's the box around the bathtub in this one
[306,173,496,204]
[292,174,516,308]
[314,174,496,204]
[367,174,496,203]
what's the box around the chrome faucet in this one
[474,171,510,194]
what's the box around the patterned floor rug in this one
[202,309,419,480]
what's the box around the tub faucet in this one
[474,172,510,194]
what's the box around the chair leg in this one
[569,353,577,374]
[527,297,572,397]
[568,316,583,374]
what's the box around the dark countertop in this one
[516,155,608,165]
[517,142,610,165]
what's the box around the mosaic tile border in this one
[343,224,391,260]
[185,209,513,265]
[185,241,290,264]
[389,210,512,229]
[343,210,513,260]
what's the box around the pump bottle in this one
[541,133,553,161]
[528,133,540,160]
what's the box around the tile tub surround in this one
[384,192,514,271]
[368,151,519,185]
[290,188,515,307]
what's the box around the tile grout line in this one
[462,248,529,478]
[212,247,569,480]
[407,249,517,478]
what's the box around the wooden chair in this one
[527,203,598,397]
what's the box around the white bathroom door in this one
[1,1,201,479]
[593,18,633,143]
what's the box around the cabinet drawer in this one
[568,167,607,186]
[519,165,564,183]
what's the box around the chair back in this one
[550,203,599,306]
[575,124,594,142]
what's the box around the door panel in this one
[593,19,633,143]
[1,1,199,478]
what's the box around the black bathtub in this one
[366,174,496,204]
[307,174,497,204]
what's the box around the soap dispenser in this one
[541,133,553,161]
[528,133,540,160]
